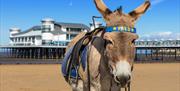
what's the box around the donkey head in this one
[94,0,150,86]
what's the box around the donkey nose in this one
[116,75,131,85]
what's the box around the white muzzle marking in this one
[113,61,131,77]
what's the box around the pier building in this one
[0,19,180,63]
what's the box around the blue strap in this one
[61,46,88,78]
[105,26,136,33]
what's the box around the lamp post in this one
[92,16,102,29]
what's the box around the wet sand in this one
[0,63,180,91]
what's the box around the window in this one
[21,37,23,42]
[32,37,35,43]
[18,38,20,42]
[15,38,17,42]
[42,25,51,32]
[66,28,69,32]
[70,34,77,39]
[25,37,27,42]
[69,28,81,32]
[42,40,52,45]
[66,34,70,40]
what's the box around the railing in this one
[136,44,180,47]
[135,40,180,47]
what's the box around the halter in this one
[105,26,136,33]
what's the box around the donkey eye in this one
[105,40,113,46]
[132,39,136,44]
[107,40,113,44]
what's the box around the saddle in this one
[61,27,105,83]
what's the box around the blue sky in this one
[0,0,179,44]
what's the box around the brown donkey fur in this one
[65,0,150,91]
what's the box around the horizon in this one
[0,0,180,45]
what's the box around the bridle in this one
[105,26,136,33]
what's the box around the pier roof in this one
[12,26,42,36]
[11,22,90,37]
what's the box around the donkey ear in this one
[94,0,112,20]
[128,0,151,20]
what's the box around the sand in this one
[0,63,180,91]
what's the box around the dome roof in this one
[41,18,54,22]
[9,27,21,31]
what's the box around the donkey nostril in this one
[128,75,131,80]
[116,75,131,84]
[125,75,131,80]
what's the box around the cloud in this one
[157,31,172,36]
[139,31,180,41]
[151,0,166,6]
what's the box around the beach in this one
[0,63,180,91]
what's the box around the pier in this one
[0,44,180,63]
[0,45,66,59]
[135,46,180,62]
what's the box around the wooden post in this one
[162,48,164,61]
[135,48,138,62]
[150,49,153,61]
[175,48,177,60]
[56,48,58,59]
[145,48,148,61]
[30,49,32,59]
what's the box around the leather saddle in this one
[61,27,105,82]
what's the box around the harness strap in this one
[65,36,88,82]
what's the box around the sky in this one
[0,0,179,45]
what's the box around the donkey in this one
[62,0,150,91]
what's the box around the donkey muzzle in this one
[115,75,131,87]
[112,61,131,86]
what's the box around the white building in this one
[9,18,90,46]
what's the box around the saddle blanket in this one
[61,46,88,78]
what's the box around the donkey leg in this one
[71,80,84,91]
[128,86,130,91]
[128,82,130,91]
[124,82,130,91]
[125,87,127,91]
